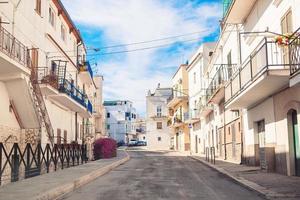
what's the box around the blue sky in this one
[62,0,223,116]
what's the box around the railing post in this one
[0,143,2,186]
[265,38,269,68]
[46,144,50,173]
[26,144,30,176]
[61,144,64,169]
[250,58,253,80]
[54,145,57,171]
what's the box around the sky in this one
[62,0,223,116]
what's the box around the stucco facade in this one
[0,0,103,147]
[146,86,173,150]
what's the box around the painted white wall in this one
[146,87,172,150]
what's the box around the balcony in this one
[289,28,300,87]
[37,67,93,118]
[79,61,93,84]
[150,114,168,119]
[225,38,290,109]
[206,64,237,104]
[171,114,184,128]
[0,26,31,77]
[167,89,188,108]
[183,109,200,124]
[198,96,214,117]
[223,0,257,24]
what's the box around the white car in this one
[128,139,138,146]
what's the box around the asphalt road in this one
[60,150,265,200]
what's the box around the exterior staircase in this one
[29,60,55,145]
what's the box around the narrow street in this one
[60,150,265,200]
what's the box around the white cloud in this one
[62,0,222,115]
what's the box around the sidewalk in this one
[0,150,130,200]
[190,155,300,199]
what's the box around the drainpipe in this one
[12,0,22,36]
[240,109,244,164]
[223,106,227,160]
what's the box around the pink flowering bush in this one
[93,138,117,160]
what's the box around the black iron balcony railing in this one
[0,26,30,68]
[37,67,93,113]
[225,37,290,104]
[289,27,300,76]
[206,64,237,101]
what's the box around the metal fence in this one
[0,143,87,186]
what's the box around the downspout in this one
[76,41,82,143]
[12,0,22,36]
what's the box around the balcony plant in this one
[275,33,300,46]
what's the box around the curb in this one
[189,156,298,199]
[35,150,130,200]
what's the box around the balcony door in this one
[281,10,293,65]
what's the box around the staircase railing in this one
[29,59,55,146]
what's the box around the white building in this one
[221,0,300,175]
[146,85,173,150]
[186,43,216,155]
[104,100,137,143]
[0,0,101,147]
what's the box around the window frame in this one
[48,6,56,28]
[35,0,42,16]
[156,106,162,117]
[61,24,67,42]
[156,122,163,130]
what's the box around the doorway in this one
[292,110,300,176]
[195,135,198,154]
[257,120,266,169]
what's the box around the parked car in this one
[137,141,147,146]
[117,141,125,147]
[128,139,138,146]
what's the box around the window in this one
[61,24,66,41]
[281,10,293,34]
[48,7,55,27]
[157,122,162,129]
[107,124,110,130]
[193,72,196,84]
[35,0,41,16]
[106,112,110,118]
[158,137,161,141]
[281,10,293,64]
[227,51,232,78]
[157,106,162,117]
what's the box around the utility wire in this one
[49,36,203,59]
[46,29,209,54]
[99,29,209,49]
